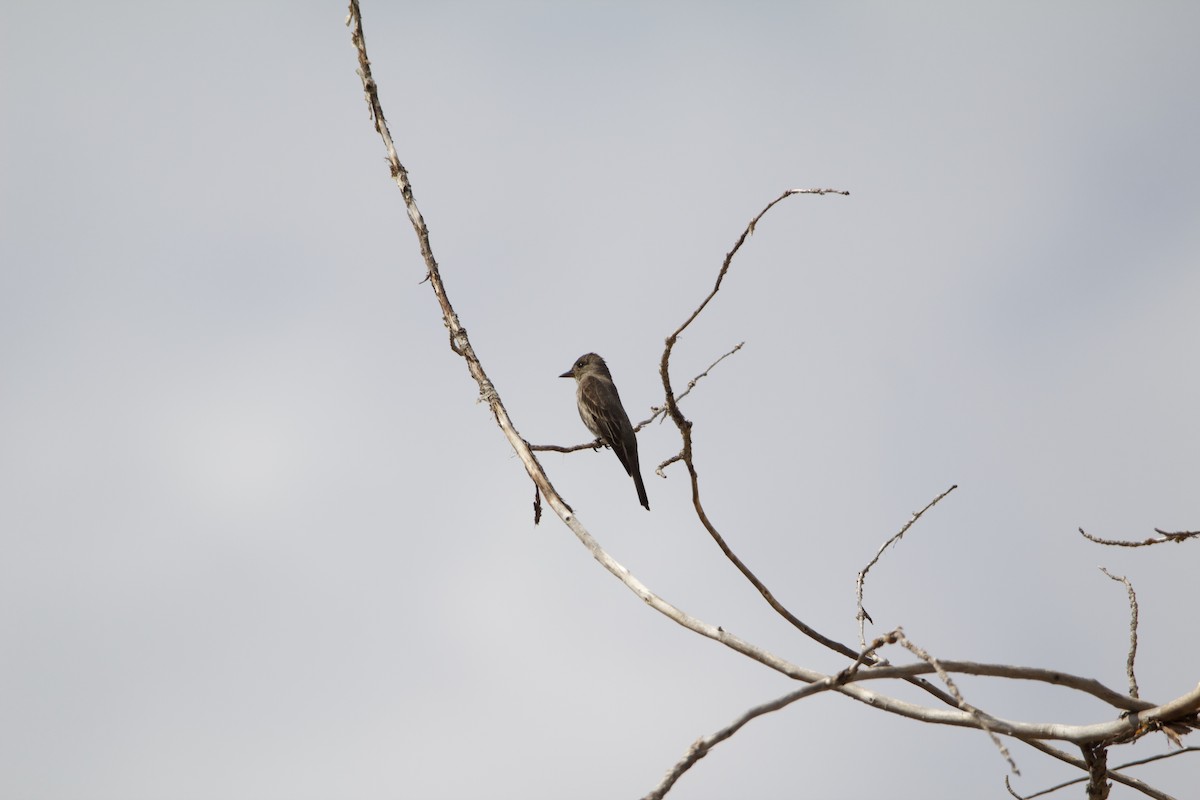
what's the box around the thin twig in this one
[1100,567,1140,699]
[897,632,1020,774]
[1107,745,1200,772]
[1079,528,1200,547]
[856,484,958,646]
[528,439,603,455]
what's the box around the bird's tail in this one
[634,471,650,511]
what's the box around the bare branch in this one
[1108,746,1200,772]
[856,484,958,646]
[528,439,603,455]
[1079,527,1200,547]
[1100,567,1140,699]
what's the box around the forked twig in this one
[643,341,744,429]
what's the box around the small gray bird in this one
[560,353,650,510]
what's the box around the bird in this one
[559,353,650,510]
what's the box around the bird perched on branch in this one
[560,353,650,510]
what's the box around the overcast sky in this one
[3,2,1198,798]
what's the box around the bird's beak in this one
[559,369,574,379]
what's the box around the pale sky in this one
[2,3,1198,798]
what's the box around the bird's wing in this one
[579,376,638,477]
